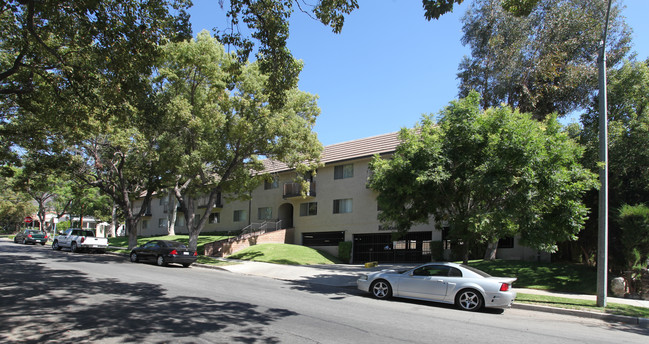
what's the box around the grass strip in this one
[516,293,649,318]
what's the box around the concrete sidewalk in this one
[199,259,649,327]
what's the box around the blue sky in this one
[189,0,649,146]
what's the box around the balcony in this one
[197,193,224,209]
[283,181,316,199]
[134,207,152,217]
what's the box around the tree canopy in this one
[578,59,649,267]
[0,0,191,168]
[368,92,597,262]
[154,32,322,251]
[457,0,631,119]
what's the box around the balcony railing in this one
[283,181,316,199]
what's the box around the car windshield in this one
[461,264,492,278]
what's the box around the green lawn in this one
[228,243,342,265]
[107,234,230,255]
[516,293,649,319]
[465,259,597,294]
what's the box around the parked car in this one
[51,228,108,253]
[14,229,48,245]
[129,240,198,267]
[357,262,516,311]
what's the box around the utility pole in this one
[597,0,612,308]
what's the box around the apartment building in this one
[135,132,547,263]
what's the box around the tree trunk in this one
[108,202,118,237]
[167,189,177,236]
[126,217,138,249]
[484,241,498,260]
[463,244,470,265]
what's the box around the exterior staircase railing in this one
[226,219,283,243]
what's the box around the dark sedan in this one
[129,240,198,267]
[14,229,48,245]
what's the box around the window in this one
[412,265,461,277]
[300,202,317,216]
[144,241,159,249]
[158,218,167,228]
[209,213,219,224]
[333,198,352,214]
[141,220,148,229]
[257,207,273,220]
[175,216,185,227]
[233,210,247,222]
[442,226,451,250]
[302,231,345,246]
[264,176,279,190]
[498,237,515,249]
[334,164,354,179]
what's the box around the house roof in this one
[262,131,402,174]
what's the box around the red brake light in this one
[81,237,85,243]
[28,234,33,238]
[193,251,198,256]
[44,234,48,239]
[499,283,510,292]
[169,249,178,255]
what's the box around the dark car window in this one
[427,266,451,276]
[412,265,462,277]
[165,241,187,249]
[413,265,452,277]
[144,242,159,249]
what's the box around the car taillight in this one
[500,283,510,292]
[169,249,178,255]
[193,251,198,256]
[28,234,33,238]
[81,237,85,243]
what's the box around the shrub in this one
[338,241,352,264]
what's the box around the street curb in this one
[514,303,649,328]
[193,261,649,328]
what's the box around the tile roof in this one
[262,131,402,173]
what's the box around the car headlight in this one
[359,275,368,281]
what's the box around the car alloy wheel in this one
[71,242,78,253]
[370,280,392,299]
[130,252,138,263]
[156,255,167,267]
[52,241,61,250]
[456,289,484,311]
[22,238,26,245]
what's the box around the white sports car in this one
[357,262,516,311]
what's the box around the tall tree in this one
[368,92,597,263]
[0,0,191,166]
[155,32,322,251]
[457,0,631,119]
[68,114,168,249]
[578,59,649,267]
[0,167,36,232]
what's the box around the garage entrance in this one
[352,232,433,263]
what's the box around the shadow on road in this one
[0,243,298,343]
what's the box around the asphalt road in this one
[2,240,648,344]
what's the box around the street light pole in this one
[597,0,612,308]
